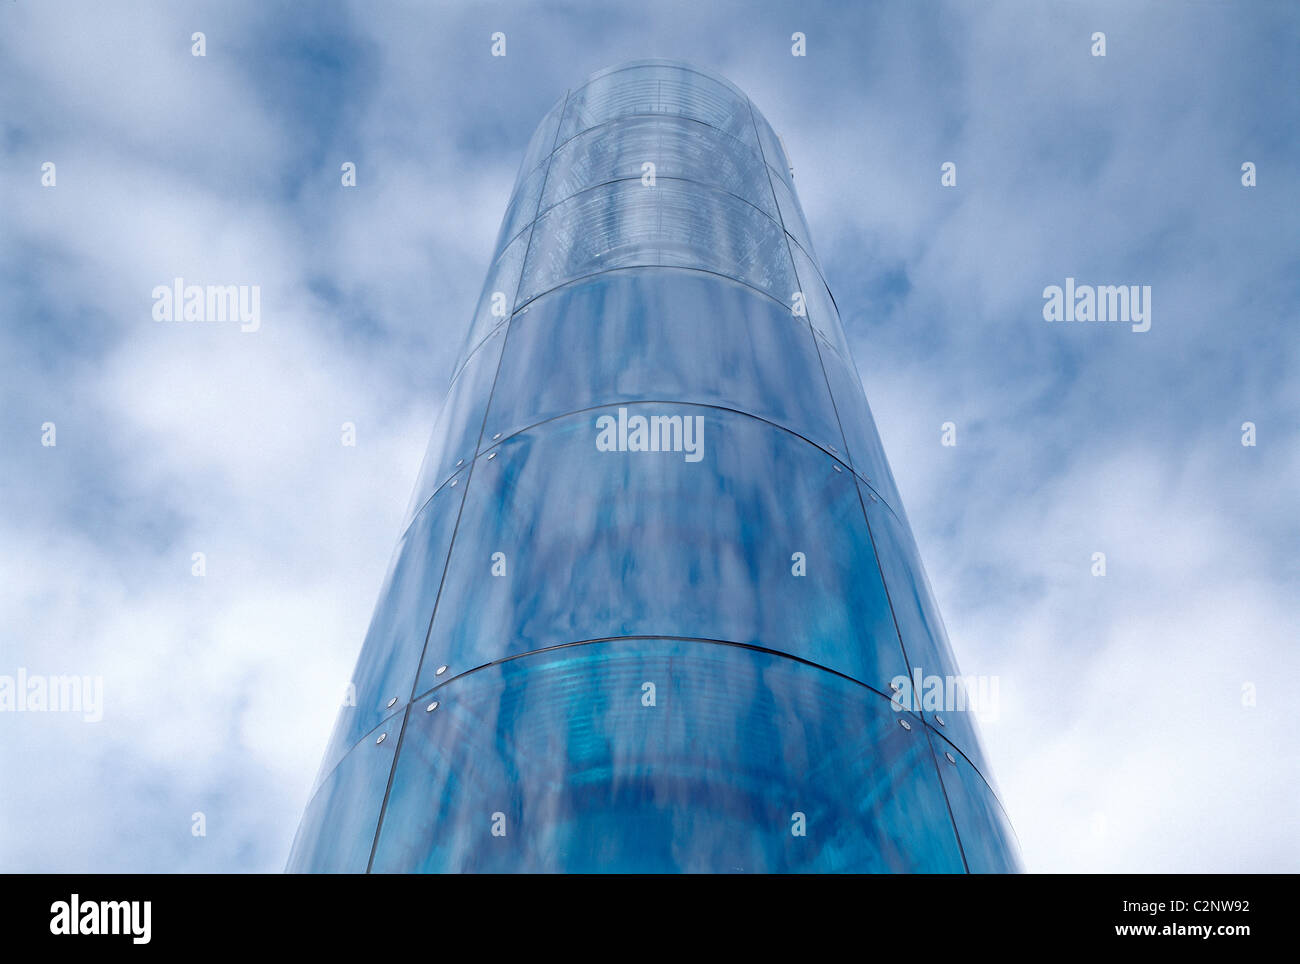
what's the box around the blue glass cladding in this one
[864,492,996,789]
[287,715,399,873]
[293,60,1021,874]
[315,470,465,784]
[516,179,797,308]
[493,161,546,256]
[927,728,1023,873]
[483,268,846,458]
[514,95,565,186]
[820,341,905,514]
[416,405,907,697]
[556,63,759,152]
[372,640,965,873]
[541,115,778,218]
[452,235,525,372]
[768,166,818,262]
[751,105,794,186]
[789,237,849,360]
[405,327,505,525]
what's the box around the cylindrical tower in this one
[289,60,1021,873]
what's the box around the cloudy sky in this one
[1,0,1296,873]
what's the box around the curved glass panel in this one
[417,405,906,695]
[657,185,793,297]
[293,60,1020,874]
[493,161,546,257]
[373,639,962,873]
[556,63,759,153]
[789,237,850,360]
[927,728,1023,873]
[316,474,466,781]
[287,715,399,873]
[484,268,845,457]
[751,106,794,186]
[769,167,817,262]
[518,179,796,308]
[541,115,777,217]
[515,95,565,184]
[405,328,505,523]
[455,231,527,367]
[518,178,657,303]
[863,495,996,786]
[818,344,905,513]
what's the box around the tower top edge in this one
[570,60,752,104]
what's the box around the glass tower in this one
[288,61,1022,873]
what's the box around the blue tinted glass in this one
[405,328,505,523]
[928,728,1022,873]
[541,115,777,217]
[751,106,794,185]
[287,716,399,873]
[518,180,796,308]
[517,179,657,303]
[417,405,906,695]
[863,494,996,785]
[790,237,850,360]
[316,473,466,780]
[818,343,905,513]
[557,64,758,152]
[294,61,1021,874]
[515,94,565,181]
[455,232,527,366]
[493,162,546,257]
[484,268,845,457]
[657,183,794,298]
[769,168,817,262]
[373,639,963,873]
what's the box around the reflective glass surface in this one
[287,716,399,874]
[295,60,1020,874]
[454,232,526,368]
[493,161,546,256]
[515,95,565,185]
[541,115,777,217]
[863,494,996,786]
[316,473,466,782]
[405,327,505,524]
[818,342,905,513]
[373,639,964,873]
[751,106,794,185]
[557,63,759,152]
[789,237,850,360]
[417,404,906,696]
[927,728,1022,873]
[769,167,818,262]
[518,179,796,308]
[483,268,845,457]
